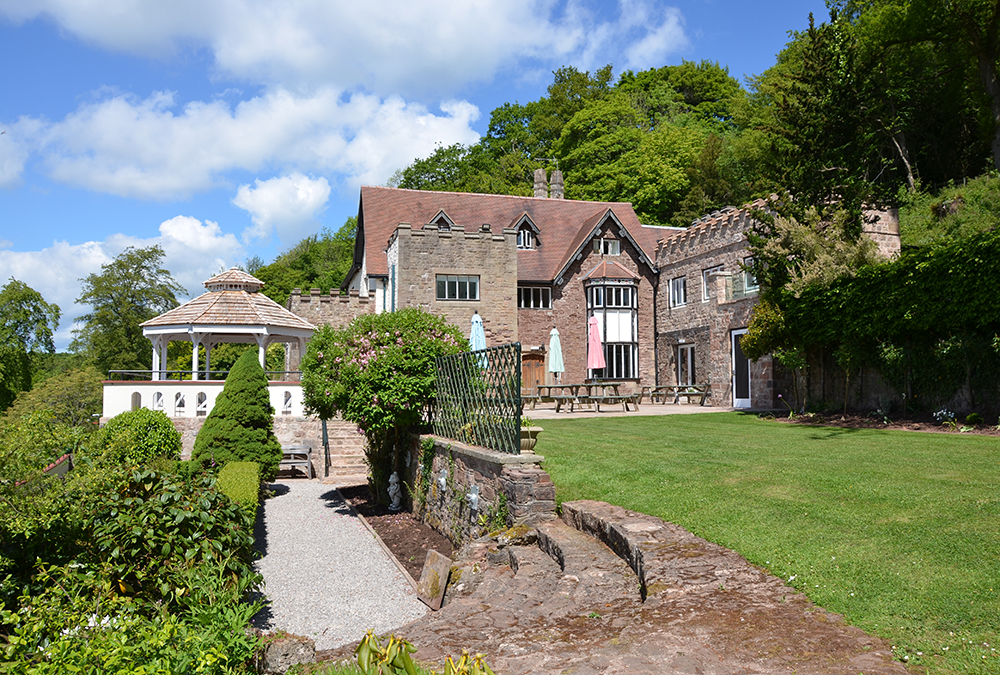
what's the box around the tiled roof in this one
[583,260,640,280]
[203,267,265,291]
[141,290,316,331]
[355,186,664,283]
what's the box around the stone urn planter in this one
[520,426,544,453]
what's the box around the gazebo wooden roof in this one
[140,268,316,380]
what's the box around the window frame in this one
[517,228,533,249]
[517,286,551,309]
[586,280,639,380]
[702,265,724,302]
[669,276,687,308]
[593,238,621,255]
[435,274,480,301]
[743,257,759,292]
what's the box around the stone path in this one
[321,500,908,674]
[252,480,426,650]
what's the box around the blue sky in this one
[0,0,829,348]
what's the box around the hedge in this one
[216,462,261,522]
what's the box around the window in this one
[677,344,695,385]
[593,238,620,255]
[518,286,551,308]
[670,276,687,308]
[743,257,759,292]
[174,392,186,416]
[702,265,723,301]
[517,228,533,249]
[436,275,480,301]
[587,282,638,380]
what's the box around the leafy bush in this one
[99,407,181,465]
[192,350,282,481]
[965,412,984,426]
[216,462,261,521]
[301,308,465,503]
[82,468,257,607]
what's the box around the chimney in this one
[533,168,548,198]
[550,170,564,199]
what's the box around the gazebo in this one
[140,268,316,380]
[102,269,316,421]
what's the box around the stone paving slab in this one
[320,501,908,675]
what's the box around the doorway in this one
[522,353,545,392]
[731,329,751,408]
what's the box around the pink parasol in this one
[587,315,606,370]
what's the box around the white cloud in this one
[34,87,481,199]
[234,173,331,244]
[0,117,44,187]
[0,216,243,349]
[0,0,689,93]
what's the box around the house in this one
[291,170,676,390]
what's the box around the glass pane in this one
[543,288,550,308]
[458,279,468,299]
[437,278,446,299]
[469,278,478,300]
[448,279,457,299]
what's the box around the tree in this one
[3,367,103,429]
[300,308,465,503]
[254,217,357,305]
[0,279,61,412]
[192,350,282,481]
[72,246,183,375]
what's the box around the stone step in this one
[535,519,640,606]
[560,499,786,603]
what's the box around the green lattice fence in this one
[434,342,521,454]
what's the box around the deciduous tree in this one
[0,279,60,412]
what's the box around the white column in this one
[191,334,201,381]
[160,339,169,380]
[255,334,267,374]
[204,342,212,379]
[151,336,160,380]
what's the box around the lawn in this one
[535,412,1000,675]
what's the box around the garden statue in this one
[388,471,402,511]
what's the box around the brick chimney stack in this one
[550,170,564,199]
[533,168,547,198]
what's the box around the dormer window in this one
[517,228,533,249]
[430,210,455,232]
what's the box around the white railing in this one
[102,379,306,419]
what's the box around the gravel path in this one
[252,480,427,650]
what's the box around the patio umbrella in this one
[587,315,606,370]
[548,327,564,383]
[470,312,487,367]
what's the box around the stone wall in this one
[862,207,901,259]
[655,208,778,408]
[285,289,374,370]
[392,223,519,345]
[170,415,367,480]
[410,435,555,545]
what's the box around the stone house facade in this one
[332,176,671,392]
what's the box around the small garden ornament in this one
[388,471,402,511]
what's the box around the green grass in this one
[535,412,1000,675]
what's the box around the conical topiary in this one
[192,349,282,481]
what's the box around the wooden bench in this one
[280,444,314,478]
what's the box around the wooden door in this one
[522,354,545,392]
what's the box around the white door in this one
[731,329,751,408]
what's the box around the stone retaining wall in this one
[411,435,556,545]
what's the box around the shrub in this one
[966,412,984,425]
[301,308,465,503]
[216,462,261,521]
[3,366,103,429]
[192,351,282,481]
[100,407,181,465]
[82,468,258,607]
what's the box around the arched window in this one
[196,392,208,416]
[174,392,186,416]
[152,392,164,411]
[282,391,293,415]
[130,392,141,411]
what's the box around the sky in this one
[0,0,829,349]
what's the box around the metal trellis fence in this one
[434,342,521,454]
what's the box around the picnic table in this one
[280,444,314,478]
[523,382,639,413]
[639,384,712,406]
